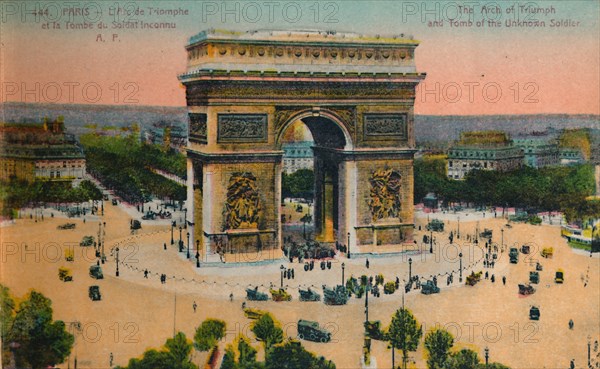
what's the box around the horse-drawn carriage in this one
[518,284,536,295]
[529,306,540,320]
[270,288,292,302]
[297,320,331,343]
[58,223,76,230]
[246,287,269,301]
[480,228,493,239]
[421,280,440,295]
[529,271,540,284]
[89,285,102,301]
[80,235,94,247]
[541,247,554,259]
[299,288,321,302]
[323,285,348,305]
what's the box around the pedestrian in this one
[229,293,233,302]
[164,243,167,250]
[144,269,148,278]
[242,302,246,309]
[485,271,488,279]
[193,301,197,313]
[569,319,574,329]
[110,352,113,367]
[366,258,370,269]
[502,276,506,285]
[491,274,495,283]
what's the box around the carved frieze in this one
[368,169,402,222]
[188,113,207,142]
[185,81,416,106]
[223,172,262,230]
[363,113,408,141]
[217,114,268,143]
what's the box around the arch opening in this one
[279,115,349,256]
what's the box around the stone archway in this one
[180,29,425,262]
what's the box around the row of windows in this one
[448,161,495,169]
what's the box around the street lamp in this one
[178,226,183,252]
[196,239,200,268]
[341,262,345,286]
[588,335,592,367]
[347,232,351,259]
[457,215,460,239]
[365,278,371,323]
[280,265,285,288]
[184,208,187,229]
[115,247,120,277]
[484,347,489,367]
[459,252,463,282]
[186,232,190,259]
[408,258,413,281]
[429,229,433,253]
[501,228,504,249]
[101,222,106,264]
[171,221,175,245]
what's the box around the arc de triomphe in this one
[179,29,425,262]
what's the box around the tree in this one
[476,363,511,369]
[251,313,283,353]
[0,285,15,342]
[424,328,454,369]
[164,332,196,369]
[6,289,74,369]
[265,341,335,369]
[444,349,480,369]
[116,332,197,369]
[194,319,226,352]
[386,308,422,369]
[221,346,238,369]
[237,335,258,368]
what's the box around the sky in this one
[1,0,599,115]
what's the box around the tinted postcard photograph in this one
[0,1,599,368]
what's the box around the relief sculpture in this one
[368,169,402,222]
[188,113,207,140]
[224,172,262,230]
[363,113,407,140]
[218,114,267,142]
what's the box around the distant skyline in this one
[2,1,599,115]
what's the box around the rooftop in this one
[188,29,418,47]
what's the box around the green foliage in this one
[476,363,511,369]
[444,349,480,369]
[0,286,74,369]
[0,179,103,216]
[386,308,422,368]
[251,313,283,352]
[194,319,226,352]
[265,341,335,369]
[237,336,261,369]
[221,346,238,369]
[415,157,598,222]
[117,332,196,369]
[282,169,315,199]
[383,281,397,294]
[424,328,454,369]
[80,133,186,203]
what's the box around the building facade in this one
[282,141,313,174]
[447,131,524,180]
[0,121,86,183]
[513,135,559,168]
